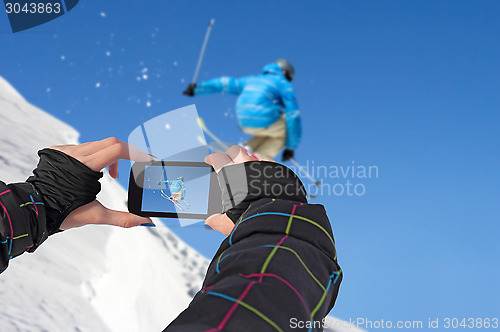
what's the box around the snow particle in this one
[100,12,106,18]
[165,123,171,130]
[146,101,152,107]
[181,78,185,83]
[105,51,111,57]
[46,87,51,93]
[173,61,178,66]
[142,74,148,80]
[95,82,101,88]
[60,55,66,60]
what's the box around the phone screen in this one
[141,164,211,214]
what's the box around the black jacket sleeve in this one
[166,162,342,332]
[0,181,48,274]
[1,148,102,274]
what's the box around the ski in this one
[160,190,184,211]
[289,158,321,187]
[198,117,229,151]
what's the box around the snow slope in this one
[0,77,363,332]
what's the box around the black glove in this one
[281,149,295,162]
[182,83,196,97]
[26,149,103,234]
[216,161,307,223]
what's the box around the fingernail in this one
[140,222,156,227]
[204,224,213,231]
[148,154,157,160]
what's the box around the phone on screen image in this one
[128,161,223,219]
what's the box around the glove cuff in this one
[26,149,103,234]
[217,161,307,223]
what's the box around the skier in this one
[183,59,301,162]
[1,140,342,331]
[158,176,190,209]
[158,176,185,204]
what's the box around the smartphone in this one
[128,161,223,219]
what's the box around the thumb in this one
[205,213,235,236]
[102,209,153,228]
[61,200,152,230]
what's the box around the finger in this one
[225,145,256,164]
[204,152,233,173]
[49,144,78,155]
[205,213,235,236]
[51,138,120,157]
[85,141,152,172]
[108,161,119,179]
[61,201,152,230]
[77,137,127,156]
[49,144,77,150]
[102,209,152,228]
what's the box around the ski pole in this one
[289,158,321,187]
[192,18,215,84]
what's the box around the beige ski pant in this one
[242,116,286,160]
[171,191,183,201]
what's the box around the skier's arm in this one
[280,83,302,150]
[0,181,48,274]
[1,138,153,274]
[165,146,342,331]
[194,76,245,96]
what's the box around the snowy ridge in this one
[0,77,363,332]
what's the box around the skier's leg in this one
[253,136,286,160]
[172,191,183,204]
[245,116,286,160]
[243,134,267,152]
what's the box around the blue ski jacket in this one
[194,62,302,150]
[163,178,185,197]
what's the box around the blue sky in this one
[1,0,499,329]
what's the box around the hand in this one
[281,148,294,162]
[182,83,196,97]
[50,137,154,230]
[204,145,259,236]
